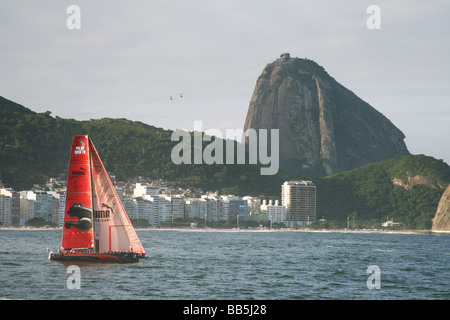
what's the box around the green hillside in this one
[315,155,450,229]
[0,96,291,195]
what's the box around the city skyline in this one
[1,178,313,228]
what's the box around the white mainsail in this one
[89,139,145,254]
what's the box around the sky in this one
[1,0,449,164]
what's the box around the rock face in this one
[392,175,438,191]
[432,184,450,232]
[243,56,410,177]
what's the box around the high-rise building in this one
[0,194,12,227]
[261,199,286,225]
[202,193,229,222]
[281,181,316,227]
[134,183,159,197]
[170,196,185,221]
[184,198,207,220]
[47,191,66,226]
[222,195,248,222]
[0,188,20,227]
[19,190,56,224]
[243,196,261,215]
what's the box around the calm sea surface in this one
[0,229,449,300]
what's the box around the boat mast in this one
[88,136,98,253]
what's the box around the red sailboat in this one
[49,136,146,263]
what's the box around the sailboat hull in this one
[49,252,145,263]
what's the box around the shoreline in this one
[1,226,448,235]
[143,227,445,235]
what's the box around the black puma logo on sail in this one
[64,204,92,231]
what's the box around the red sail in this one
[89,139,145,254]
[61,136,94,250]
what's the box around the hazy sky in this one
[1,1,449,164]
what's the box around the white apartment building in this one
[184,198,208,220]
[19,190,59,225]
[47,191,66,227]
[260,199,286,224]
[201,193,230,222]
[0,188,20,227]
[122,196,137,220]
[243,196,261,214]
[57,193,66,227]
[129,183,167,226]
[221,195,248,222]
[0,195,10,226]
[282,181,316,227]
[123,195,161,227]
[134,183,159,197]
[135,198,151,222]
[170,196,185,221]
[157,196,172,223]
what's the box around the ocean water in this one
[0,229,449,300]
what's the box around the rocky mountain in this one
[243,54,410,177]
[432,184,450,232]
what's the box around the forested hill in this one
[315,155,450,229]
[0,96,291,195]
